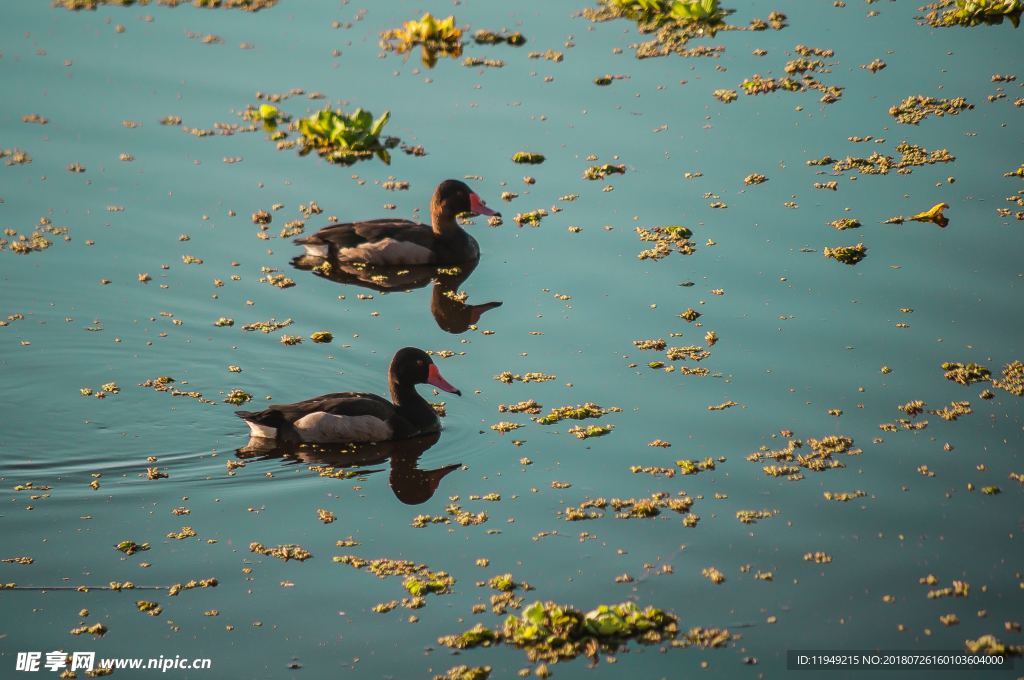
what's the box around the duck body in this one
[236,392,422,442]
[295,218,479,265]
[294,179,498,266]
[235,348,461,444]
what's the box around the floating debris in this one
[536,403,621,424]
[115,540,150,556]
[568,424,614,439]
[140,376,215,405]
[249,542,312,562]
[636,225,696,260]
[498,400,543,414]
[434,666,492,680]
[583,1,786,60]
[828,218,861,230]
[714,89,738,103]
[583,163,626,180]
[512,152,545,164]
[918,0,1024,27]
[823,243,867,265]
[889,95,973,124]
[494,371,556,384]
[992,361,1024,396]
[941,362,991,385]
[380,12,463,68]
[225,389,253,405]
[242,318,293,333]
[295,108,395,165]
[474,29,526,45]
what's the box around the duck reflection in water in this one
[236,431,460,505]
[291,256,502,334]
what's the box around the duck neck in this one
[390,380,437,427]
[430,205,460,238]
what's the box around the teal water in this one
[1,1,1022,678]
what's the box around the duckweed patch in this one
[941,361,991,385]
[380,13,463,68]
[583,1,786,60]
[823,243,867,265]
[636,225,696,260]
[568,424,614,439]
[512,152,546,164]
[564,492,694,521]
[434,666,492,680]
[583,163,626,180]
[495,371,556,384]
[747,434,860,480]
[535,403,621,424]
[919,0,1023,27]
[440,600,683,664]
[992,360,1024,395]
[889,95,973,124]
[249,542,312,562]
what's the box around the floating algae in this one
[582,0,786,60]
[434,667,491,680]
[535,403,621,424]
[439,600,683,664]
[512,152,545,164]
[380,12,463,68]
[747,434,860,480]
[823,243,867,265]
[568,424,614,439]
[889,95,973,124]
[918,0,1023,27]
[249,542,312,562]
[583,163,626,180]
[636,225,696,260]
[941,361,991,385]
[992,360,1024,395]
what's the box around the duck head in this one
[390,347,461,396]
[431,179,500,234]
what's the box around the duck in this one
[235,347,461,443]
[293,179,499,265]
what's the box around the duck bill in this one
[469,192,499,217]
[427,364,461,396]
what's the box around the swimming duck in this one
[235,347,460,443]
[294,179,499,265]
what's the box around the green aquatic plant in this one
[585,0,785,59]
[921,0,1023,26]
[609,0,724,23]
[941,361,991,385]
[512,151,545,164]
[823,243,867,265]
[298,108,394,165]
[380,13,464,68]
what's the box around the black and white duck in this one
[293,179,499,265]
[235,347,460,443]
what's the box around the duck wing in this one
[236,392,417,442]
[295,220,438,265]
